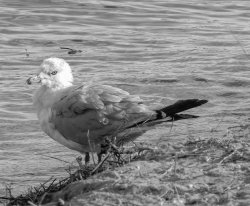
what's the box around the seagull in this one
[27,57,207,163]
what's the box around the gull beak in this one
[26,75,41,85]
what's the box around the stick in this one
[91,152,111,175]
[219,150,237,164]
[28,201,37,206]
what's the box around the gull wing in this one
[50,84,154,152]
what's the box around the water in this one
[1,0,250,195]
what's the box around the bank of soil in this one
[6,116,250,206]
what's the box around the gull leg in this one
[76,153,90,169]
[97,152,103,163]
[76,156,84,169]
[98,142,109,163]
[97,137,120,163]
[84,152,90,165]
[98,146,109,163]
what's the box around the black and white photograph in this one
[1,0,250,205]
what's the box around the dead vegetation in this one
[2,122,250,206]
[2,142,151,206]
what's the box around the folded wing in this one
[50,84,155,152]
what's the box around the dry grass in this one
[2,143,150,206]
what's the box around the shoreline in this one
[4,121,250,206]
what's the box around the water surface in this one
[1,0,250,195]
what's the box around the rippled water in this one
[1,0,250,195]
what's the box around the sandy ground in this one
[5,116,250,206]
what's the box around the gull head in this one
[26,57,73,88]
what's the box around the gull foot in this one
[76,156,84,169]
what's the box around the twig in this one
[58,198,65,206]
[60,47,82,54]
[173,184,180,201]
[0,196,14,200]
[91,152,111,175]
[219,150,238,164]
[5,184,13,199]
[28,200,38,206]
[47,178,57,191]
[38,192,47,206]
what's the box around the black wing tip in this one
[179,99,208,105]
[196,99,208,105]
[159,98,208,117]
[180,99,208,110]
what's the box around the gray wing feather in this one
[50,84,154,149]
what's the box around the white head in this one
[27,57,73,89]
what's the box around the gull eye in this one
[51,71,57,75]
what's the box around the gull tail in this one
[155,99,208,121]
[127,99,208,129]
[118,99,207,145]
